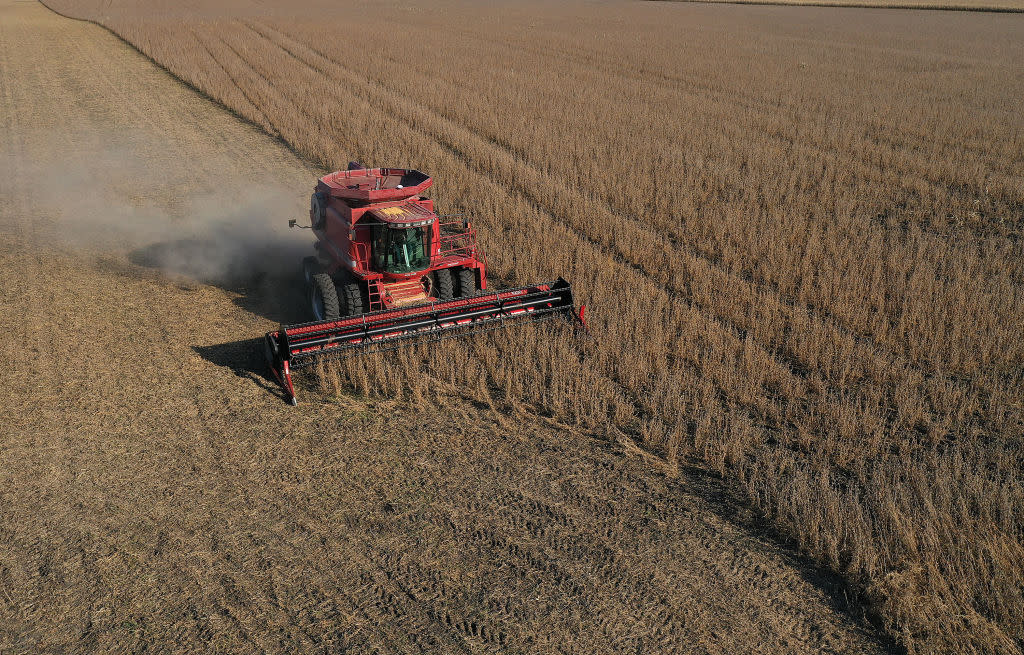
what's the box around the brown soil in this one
[0,1,891,653]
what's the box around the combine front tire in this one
[434,269,454,301]
[455,268,477,297]
[339,281,364,316]
[311,273,340,320]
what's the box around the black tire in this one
[302,256,320,286]
[339,281,364,316]
[434,268,454,301]
[310,192,327,229]
[310,272,340,320]
[455,268,477,297]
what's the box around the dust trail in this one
[125,193,312,286]
[1,129,314,289]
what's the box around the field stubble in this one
[43,0,1024,652]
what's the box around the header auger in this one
[265,163,586,404]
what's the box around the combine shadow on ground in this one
[128,237,312,404]
[191,336,294,404]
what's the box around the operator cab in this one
[366,201,437,275]
[371,224,431,273]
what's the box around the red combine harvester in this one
[264,164,585,404]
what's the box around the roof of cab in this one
[368,200,435,227]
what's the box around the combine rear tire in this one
[455,268,477,297]
[339,281,364,316]
[434,268,454,301]
[311,273,340,320]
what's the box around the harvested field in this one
[39,1,1024,652]
[0,1,894,653]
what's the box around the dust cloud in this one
[5,131,314,290]
[125,194,312,287]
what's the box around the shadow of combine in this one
[128,236,313,404]
[191,337,293,404]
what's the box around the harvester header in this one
[265,163,585,404]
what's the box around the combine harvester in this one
[264,164,585,404]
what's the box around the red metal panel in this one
[282,285,541,338]
[318,168,432,202]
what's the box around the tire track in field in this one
[220,430,652,653]
[193,511,470,653]
[241,20,941,444]
[190,28,276,136]
[244,406,876,654]
[232,478,487,653]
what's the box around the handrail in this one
[436,222,477,261]
[351,241,371,272]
